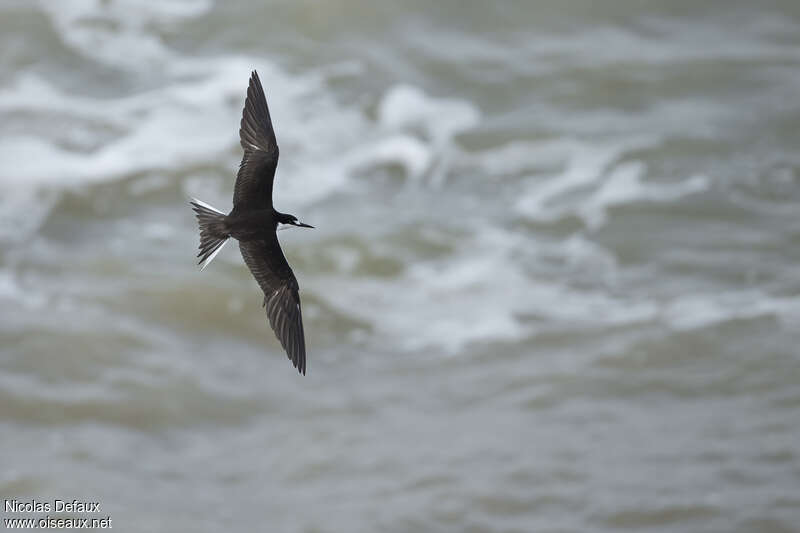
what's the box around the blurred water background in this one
[2,1,800,531]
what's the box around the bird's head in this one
[277,212,314,230]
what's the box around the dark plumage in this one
[190,71,313,375]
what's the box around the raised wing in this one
[233,70,279,210]
[239,239,306,375]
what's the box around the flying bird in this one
[190,70,313,375]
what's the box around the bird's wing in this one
[239,239,306,375]
[233,70,280,210]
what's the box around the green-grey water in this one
[2,1,800,531]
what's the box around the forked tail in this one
[190,198,230,270]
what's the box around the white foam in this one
[3,2,792,362]
[661,291,800,332]
[345,135,433,181]
[38,0,213,70]
[0,269,48,311]
[313,220,800,353]
[2,2,484,242]
[580,162,710,230]
[378,84,480,142]
[0,56,355,239]
[466,140,568,178]
[512,137,707,229]
[514,139,633,222]
[0,62,246,188]
[272,83,481,198]
[309,225,656,354]
[0,183,59,243]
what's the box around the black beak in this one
[295,222,314,229]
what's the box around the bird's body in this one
[190,71,312,375]
[226,209,278,240]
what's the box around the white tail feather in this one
[199,238,229,270]
[190,197,229,270]
[190,197,225,215]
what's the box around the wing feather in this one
[233,70,280,210]
[239,239,306,374]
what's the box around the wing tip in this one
[248,69,263,97]
[239,68,277,154]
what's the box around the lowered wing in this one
[239,239,307,375]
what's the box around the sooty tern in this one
[190,70,313,375]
